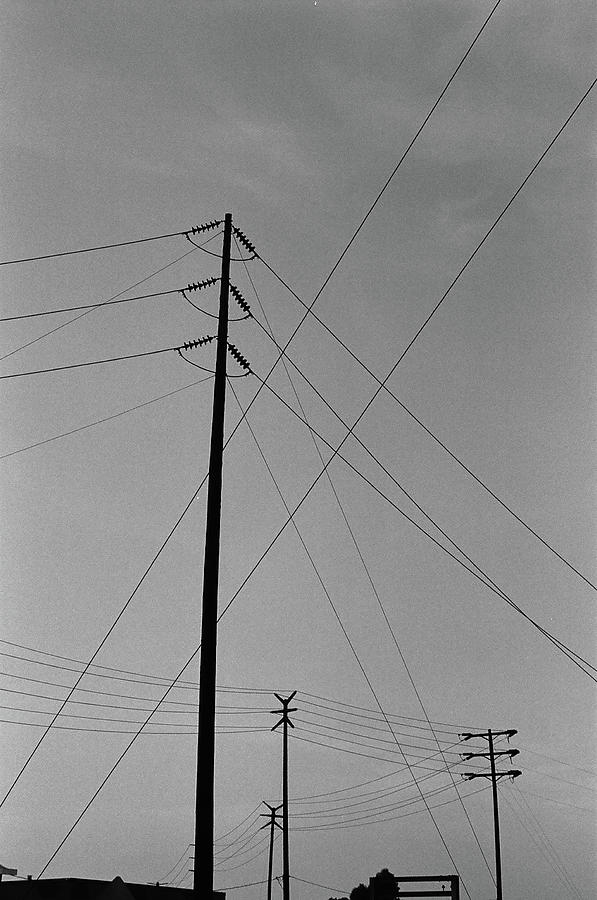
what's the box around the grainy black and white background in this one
[0,2,595,899]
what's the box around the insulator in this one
[186,220,222,236]
[227,342,251,371]
[229,283,252,315]
[186,276,219,293]
[180,335,216,351]
[233,227,258,257]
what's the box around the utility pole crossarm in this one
[461,749,519,761]
[460,729,517,741]
[461,770,522,780]
[260,802,283,830]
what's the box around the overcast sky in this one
[0,2,595,899]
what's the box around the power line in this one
[293,716,464,756]
[289,729,482,770]
[0,336,216,381]
[358,77,596,378]
[500,789,583,900]
[214,826,267,864]
[216,879,271,891]
[0,668,267,699]
[512,786,583,900]
[290,768,472,818]
[0,718,267,736]
[296,706,460,738]
[290,763,473,809]
[297,691,476,729]
[0,703,261,724]
[519,746,597,777]
[0,638,280,692]
[290,778,481,822]
[515,789,595,814]
[0,220,222,267]
[158,844,193,884]
[289,766,439,804]
[0,273,247,324]
[0,287,181,322]
[290,726,469,769]
[0,376,213,459]
[215,806,262,843]
[0,688,268,714]
[290,876,350,894]
[297,696,466,732]
[214,833,271,873]
[288,0,505,323]
[215,816,263,856]
[291,783,490,832]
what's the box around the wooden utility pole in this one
[488,730,503,900]
[260,802,282,900]
[271,692,297,900]
[460,728,521,900]
[193,213,233,898]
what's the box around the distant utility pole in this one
[460,729,521,900]
[271,692,297,900]
[193,213,233,899]
[260,802,283,900]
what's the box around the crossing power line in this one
[248,371,597,682]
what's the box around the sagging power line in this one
[0,219,222,268]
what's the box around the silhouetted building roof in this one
[0,877,225,900]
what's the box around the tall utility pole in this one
[460,729,521,900]
[193,213,233,898]
[260,802,283,900]
[271,692,297,900]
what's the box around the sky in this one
[0,1,595,899]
